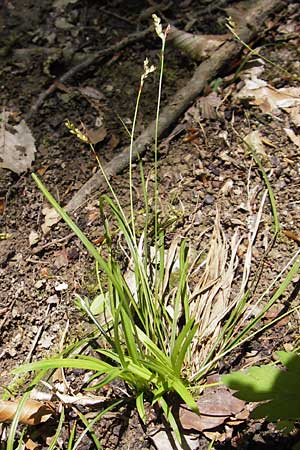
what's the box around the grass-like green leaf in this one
[13,357,114,375]
[171,319,198,376]
[48,406,65,450]
[136,392,146,424]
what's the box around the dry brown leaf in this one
[24,438,41,450]
[29,230,40,247]
[78,86,105,101]
[54,248,69,269]
[198,92,222,119]
[86,126,107,145]
[107,133,120,151]
[55,391,106,407]
[149,428,199,450]
[284,128,300,148]
[0,399,55,425]
[288,105,300,127]
[283,229,300,243]
[42,207,61,234]
[244,130,268,158]
[167,26,227,61]
[237,80,300,114]
[179,386,246,432]
[86,205,99,225]
[0,112,36,174]
[36,165,49,176]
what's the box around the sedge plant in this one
[11,14,300,446]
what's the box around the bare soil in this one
[1,0,300,449]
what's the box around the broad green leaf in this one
[223,351,300,421]
[253,398,300,421]
[277,351,300,374]
[222,366,280,401]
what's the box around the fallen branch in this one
[62,0,284,215]
[25,26,152,121]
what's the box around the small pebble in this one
[203,194,214,205]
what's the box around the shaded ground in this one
[1,0,300,449]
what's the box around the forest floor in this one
[1,0,300,449]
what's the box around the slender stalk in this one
[153,20,170,301]
[129,78,144,243]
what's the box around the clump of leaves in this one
[222,351,300,431]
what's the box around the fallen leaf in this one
[289,105,300,127]
[53,248,69,268]
[54,391,106,407]
[179,386,246,432]
[0,399,55,425]
[149,428,199,450]
[41,207,61,234]
[36,166,49,176]
[236,77,300,114]
[0,198,5,214]
[283,229,300,243]
[198,92,222,119]
[107,133,120,151]
[86,126,107,145]
[0,112,36,174]
[24,438,41,450]
[78,86,105,101]
[284,128,300,148]
[86,205,99,225]
[244,130,268,157]
[40,267,50,278]
[29,230,40,247]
